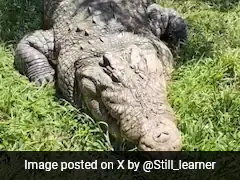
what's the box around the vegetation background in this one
[0,0,240,151]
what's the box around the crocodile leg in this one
[147,3,188,46]
[15,30,55,86]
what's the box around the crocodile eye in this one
[102,53,112,67]
[99,52,115,68]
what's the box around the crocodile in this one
[14,0,187,151]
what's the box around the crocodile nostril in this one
[162,132,169,135]
[153,131,170,143]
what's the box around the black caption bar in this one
[0,152,239,180]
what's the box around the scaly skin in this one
[14,0,187,151]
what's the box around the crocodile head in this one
[75,33,182,151]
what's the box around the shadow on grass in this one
[172,24,214,67]
[0,0,43,45]
[200,0,239,11]
[0,0,213,66]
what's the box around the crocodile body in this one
[14,0,187,151]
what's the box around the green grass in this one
[0,0,240,151]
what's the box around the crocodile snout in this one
[138,119,182,152]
